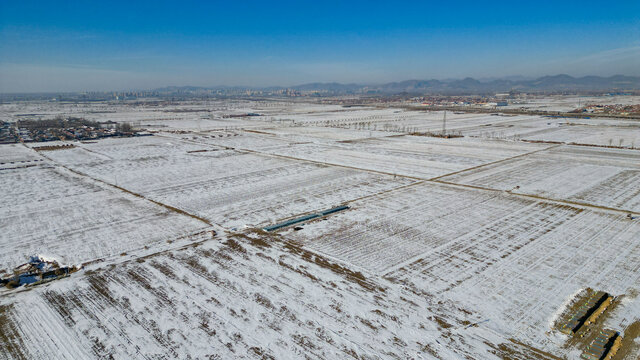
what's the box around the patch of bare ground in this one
[229,228,272,248]
[488,339,563,360]
[90,336,113,359]
[248,346,275,360]
[223,239,248,254]
[181,254,216,277]
[86,274,119,306]
[277,257,320,282]
[32,144,75,151]
[356,316,378,331]
[432,315,453,329]
[126,267,175,310]
[417,342,439,357]
[611,321,640,360]
[371,309,398,323]
[197,310,217,337]
[254,293,274,310]
[236,230,384,293]
[291,333,317,351]
[282,240,384,293]
[0,304,28,360]
[149,260,179,281]
[42,291,77,327]
[409,132,463,138]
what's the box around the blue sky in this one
[1,0,639,92]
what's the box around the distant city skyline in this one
[1,0,639,92]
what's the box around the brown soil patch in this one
[33,144,76,151]
[611,321,640,360]
[489,338,563,360]
[0,305,28,359]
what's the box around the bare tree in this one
[117,122,133,133]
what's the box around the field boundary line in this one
[157,131,427,180]
[432,179,640,216]
[159,131,554,184]
[29,144,215,227]
[165,132,640,215]
[428,143,561,181]
[381,201,542,277]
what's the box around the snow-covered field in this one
[0,143,41,167]
[42,136,414,229]
[1,97,639,359]
[0,157,208,272]
[284,181,640,358]
[0,231,503,359]
[263,135,551,179]
[521,123,640,147]
[286,182,538,273]
[502,95,640,112]
[442,145,640,212]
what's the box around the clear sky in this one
[1,0,639,92]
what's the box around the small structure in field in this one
[581,329,622,360]
[263,205,350,232]
[0,255,81,289]
[558,290,612,335]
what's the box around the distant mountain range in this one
[155,75,640,95]
[287,75,640,94]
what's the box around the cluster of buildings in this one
[5,119,142,143]
[414,95,510,108]
[18,125,124,142]
[572,103,640,116]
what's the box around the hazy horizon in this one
[1,1,639,92]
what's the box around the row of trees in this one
[17,115,135,133]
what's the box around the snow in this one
[0,232,500,359]
[41,136,414,229]
[0,156,208,272]
[442,145,640,212]
[1,97,639,359]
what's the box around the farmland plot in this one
[266,135,550,179]
[285,182,540,274]
[44,136,414,229]
[276,108,506,135]
[0,144,42,169]
[423,115,640,146]
[442,145,640,212]
[267,107,391,125]
[166,130,301,152]
[0,162,207,272]
[390,209,640,358]
[256,125,400,143]
[138,115,275,131]
[500,95,640,112]
[521,123,640,147]
[455,115,567,139]
[346,112,523,134]
[286,179,640,358]
[0,232,510,360]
